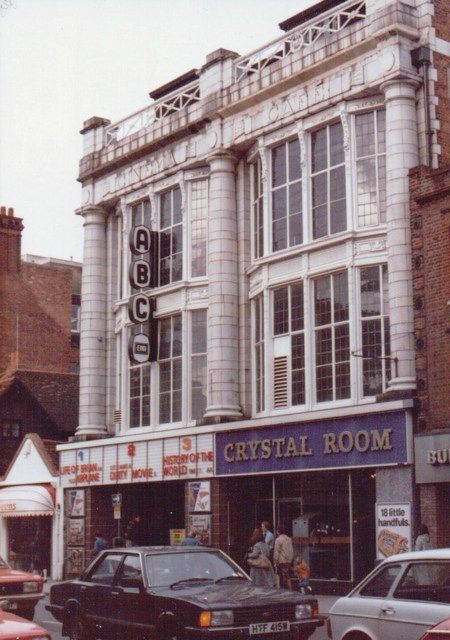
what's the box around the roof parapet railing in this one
[234,0,366,81]
[105,79,201,146]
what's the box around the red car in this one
[420,618,450,640]
[0,610,50,639]
[0,556,44,620]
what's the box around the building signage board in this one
[375,503,411,560]
[415,432,450,484]
[215,411,411,476]
[60,433,214,487]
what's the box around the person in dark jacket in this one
[125,515,146,546]
[93,532,108,556]
[182,530,200,546]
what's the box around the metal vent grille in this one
[273,356,288,408]
[113,409,122,424]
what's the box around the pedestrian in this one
[93,532,108,556]
[415,524,433,551]
[246,527,276,588]
[182,529,200,546]
[125,514,146,546]
[273,524,294,589]
[293,556,311,594]
[30,532,44,574]
[261,521,275,558]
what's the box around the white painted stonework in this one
[73,0,448,440]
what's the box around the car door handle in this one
[110,590,121,596]
[381,606,395,615]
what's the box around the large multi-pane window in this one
[271,139,302,252]
[311,123,346,239]
[360,265,390,395]
[159,187,182,286]
[314,272,350,402]
[190,181,207,277]
[130,200,151,293]
[273,282,305,406]
[191,309,207,420]
[254,295,265,413]
[253,157,264,258]
[129,325,151,428]
[158,315,182,424]
[355,110,386,227]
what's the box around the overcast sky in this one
[0,0,313,262]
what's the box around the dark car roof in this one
[107,546,216,554]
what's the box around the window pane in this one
[361,266,381,317]
[334,272,349,322]
[159,318,171,359]
[288,139,301,181]
[355,112,375,158]
[292,333,305,405]
[315,277,331,326]
[272,187,287,220]
[272,144,286,187]
[329,122,344,166]
[273,218,287,252]
[172,187,182,224]
[312,128,327,173]
[159,361,171,393]
[173,315,182,356]
[161,192,171,228]
[192,310,207,354]
[274,288,289,335]
[291,283,304,331]
[359,565,401,598]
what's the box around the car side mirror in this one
[121,576,144,591]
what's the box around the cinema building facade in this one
[58,0,449,589]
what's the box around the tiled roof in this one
[0,369,79,434]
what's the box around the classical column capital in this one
[380,78,420,101]
[76,204,107,222]
[207,150,238,173]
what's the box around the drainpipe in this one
[411,46,432,167]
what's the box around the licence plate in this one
[249,620,290,635]
[5,602,18,610]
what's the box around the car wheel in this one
[68,614,93,640]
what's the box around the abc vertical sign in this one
[128,225,151,363]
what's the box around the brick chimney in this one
[0,206,24,272]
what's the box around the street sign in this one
[112,493,122,507]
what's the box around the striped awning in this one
[0,485,54,518]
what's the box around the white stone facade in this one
[75,0,443,440]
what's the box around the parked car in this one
[419,617,450,640]
[0,555,45,620]
[46,545,323,640]
[326,548,450,640]
[0,609,50,640]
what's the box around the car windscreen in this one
[145,551,247,587]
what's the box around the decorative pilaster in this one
[75,205,108,439]
[382,79,419,393]
[205,152,242,419]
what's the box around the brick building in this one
[411,165,450,548]
[58,0,449,589]
[0,206,81,578]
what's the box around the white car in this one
[326,549,450,640]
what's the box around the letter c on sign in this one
[128,294,150,324]
[224,444,234,463]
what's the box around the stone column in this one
[75,205,108,439]
[382,79,419,393]
[205,152,242,419]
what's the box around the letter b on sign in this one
[129,259,150,289]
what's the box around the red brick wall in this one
[409,165,450,432]
[434,52,450,166]
[0,262,79,375]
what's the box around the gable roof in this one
[0,369,79,434]
[0,433,62,480]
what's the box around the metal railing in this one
[234,0,366,80]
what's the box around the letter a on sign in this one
[129,225,151,255]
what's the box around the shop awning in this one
[0,485,55,517]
